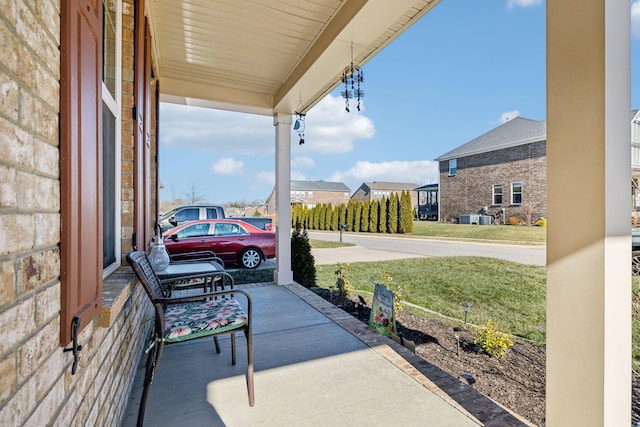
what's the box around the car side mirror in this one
[169,216,177,226]
[170,234,179,242]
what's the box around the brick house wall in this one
[438,140,547,223]
[0,1,153,425]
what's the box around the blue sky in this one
[159,0,640,205]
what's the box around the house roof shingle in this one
[290,180,350,192]
[361,182,418,191]
[434,117,546,161]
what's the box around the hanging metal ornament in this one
[294,112,306,145]
[341,48,364,112]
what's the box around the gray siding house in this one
[266,180,351,214]
[351,181,419,208]
[435,117,547,224]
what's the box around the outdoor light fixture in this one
[341,46,364,112]
[294,111,305,145]
[463,302,473,325]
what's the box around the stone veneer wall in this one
[0,1,151,425]
[438,140,547,223]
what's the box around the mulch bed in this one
[312,289,640,427]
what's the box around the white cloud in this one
[328,160,439,193]
[211,157,243,175]
[290,170,308,181]
[295,95,375,154]
[499,110,520,124]
[291,156,315,169]
[506,0,542,9]
[633,1,640,38]
[160,103,273,154]
[160,94,375,157]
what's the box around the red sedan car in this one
[163,219,276,269]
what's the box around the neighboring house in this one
[351,181,419,208]
[435,117,547,223]
[437,113,640,224]
[265,180,351,214]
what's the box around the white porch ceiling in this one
[147,0,440,115]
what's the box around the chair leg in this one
[213,336,221,353]
[245,329,254,407]
[137,339,159,427]
[231,332,236,365]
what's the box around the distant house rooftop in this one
[435,117,546,161]
[291,180,350,192]
[360,181,418,191]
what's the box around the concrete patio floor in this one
[121,281,530,427]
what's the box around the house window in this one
[308,191,313,198]
[449,159,457,176]
[511,182,523,205]
[492,184,503,205]
[102,0,122,275]
[344,192,349,199]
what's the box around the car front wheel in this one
[240,248,262,269]
[633,251,640,276]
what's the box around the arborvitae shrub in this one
[291,224,316,288]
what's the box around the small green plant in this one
[474,320,513,357]
[334,263,354,305]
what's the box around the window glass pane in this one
[177,223,210,239]
[102,102,116,268]
[493,184,503,205]
[512,182,523,204]
[102,0,117,97]
[206,208,218,219]
[449,159,457,176]
[175,208,199,223]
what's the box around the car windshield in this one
[159,209,178,221]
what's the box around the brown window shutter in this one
[134,0,151,250]
[60,0,103,346]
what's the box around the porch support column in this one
[273,112,293,285]
[547,1,630,425]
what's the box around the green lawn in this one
[315,256,547,345]
[411,221,546,244]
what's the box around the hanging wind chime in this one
[341,46,364,112]
[294,111,306,145]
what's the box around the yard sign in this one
[369,283,396,336]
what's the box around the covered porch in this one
[121,282,525,426]
[144,1,632,425]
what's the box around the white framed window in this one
[449,159,457,176]
[511,181,523,205]
[102,0,122,276]
[344,192,349,199]
[308,191,313,198]
[492,184,503,205]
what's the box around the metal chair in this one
[126,251,254,427]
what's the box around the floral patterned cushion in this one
[163,298,248,343]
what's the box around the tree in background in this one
[361,201,370,232]
[378,196,388,233]
[387,193,398,233]
[346,200,355,231]
[183,182,206,205]
[354,202,362,232]
[291,223,316,288]
[369,200,379,232]
[398,191,414,233]
[339,204,347,228]
[331,205,339,231]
